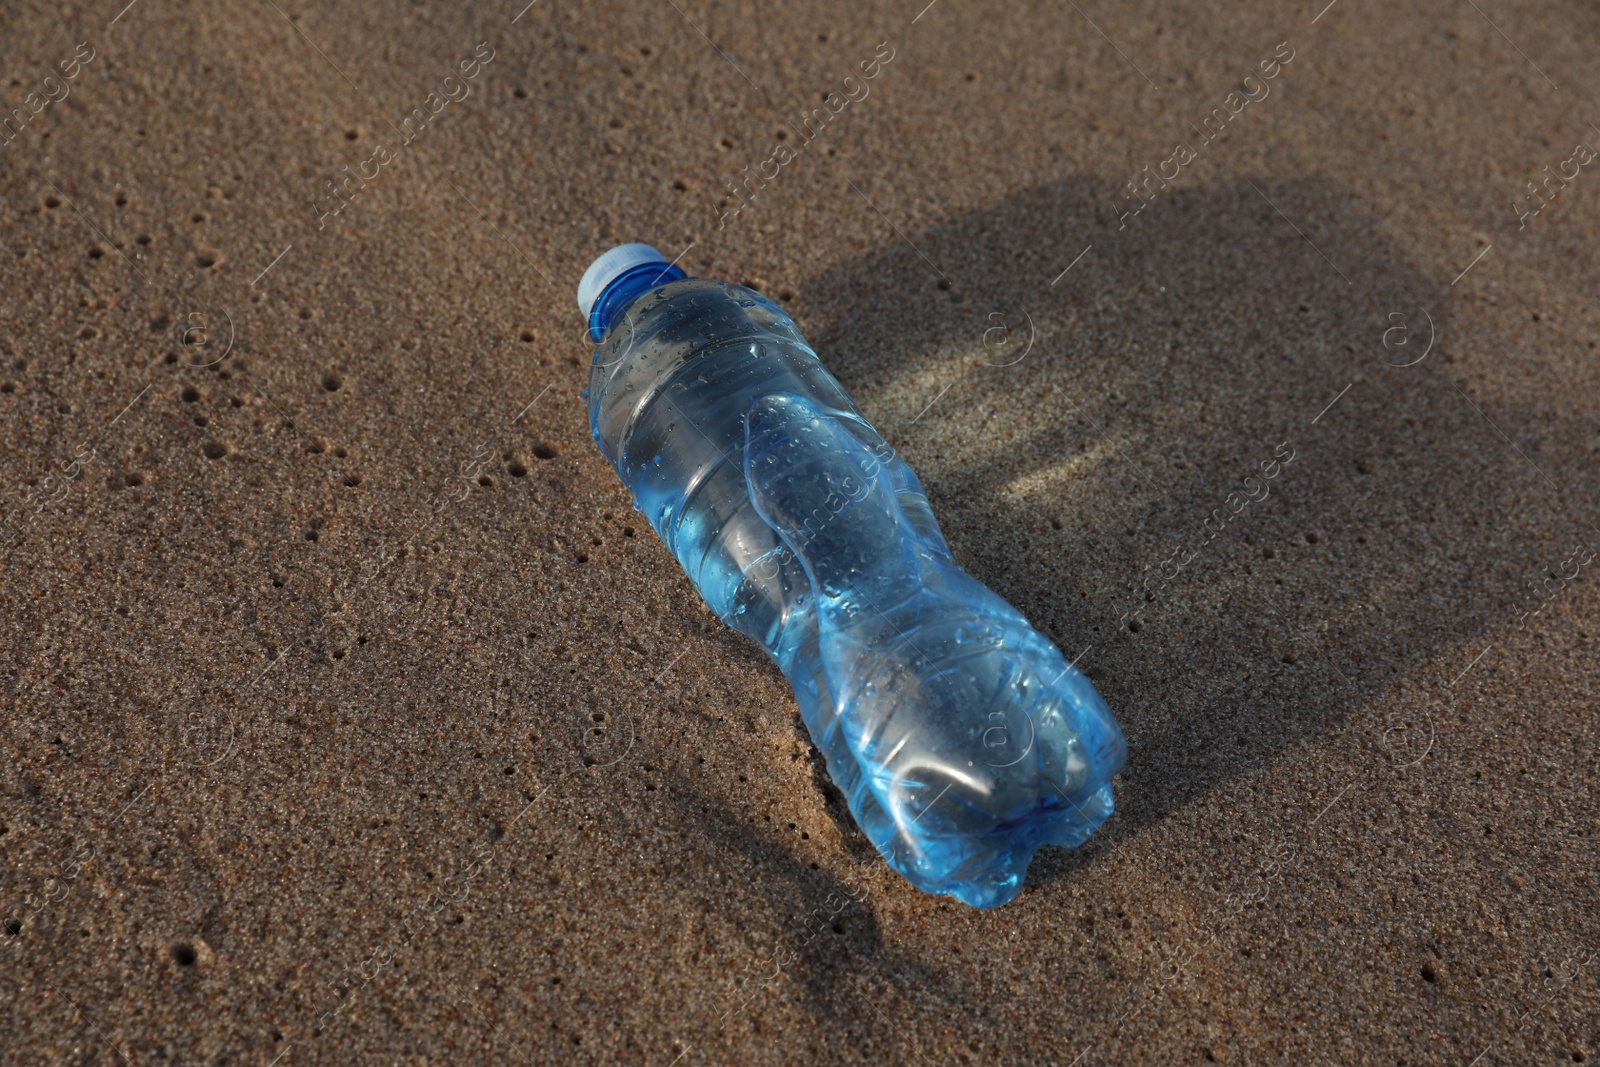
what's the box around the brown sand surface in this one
[3,0,1598,1063]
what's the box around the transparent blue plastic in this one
[583,266,1126,908]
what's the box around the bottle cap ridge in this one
[577,243,671,319]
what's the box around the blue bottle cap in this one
[578,243,688,343]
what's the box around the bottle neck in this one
[588,262,687,342]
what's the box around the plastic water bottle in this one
[578,244,1126,908]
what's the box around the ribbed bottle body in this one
[587,279,1123,908]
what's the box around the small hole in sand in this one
[520,330,535,342]
[478,475,496,488]
[333,447,347,458]
[196,253,216,268]
[44,196,60,208]
[202,442,227,460]
[4,918,21,936]
[88,247,105,259]
[532,443,558,460]
[170,942,197,966]
[322,373,342,392]
[136,234,151,245]
[0,382,14,394]
[305,530,319,542]
[344,474,362,487]
[125,473,144,487]
[508,461,528,477]
[181,386,200,402]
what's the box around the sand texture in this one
[3,0,1599,1063]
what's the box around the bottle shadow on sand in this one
[791,173,1569,885]
[633,171,1579,1057]
[608,171,1587,1062]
